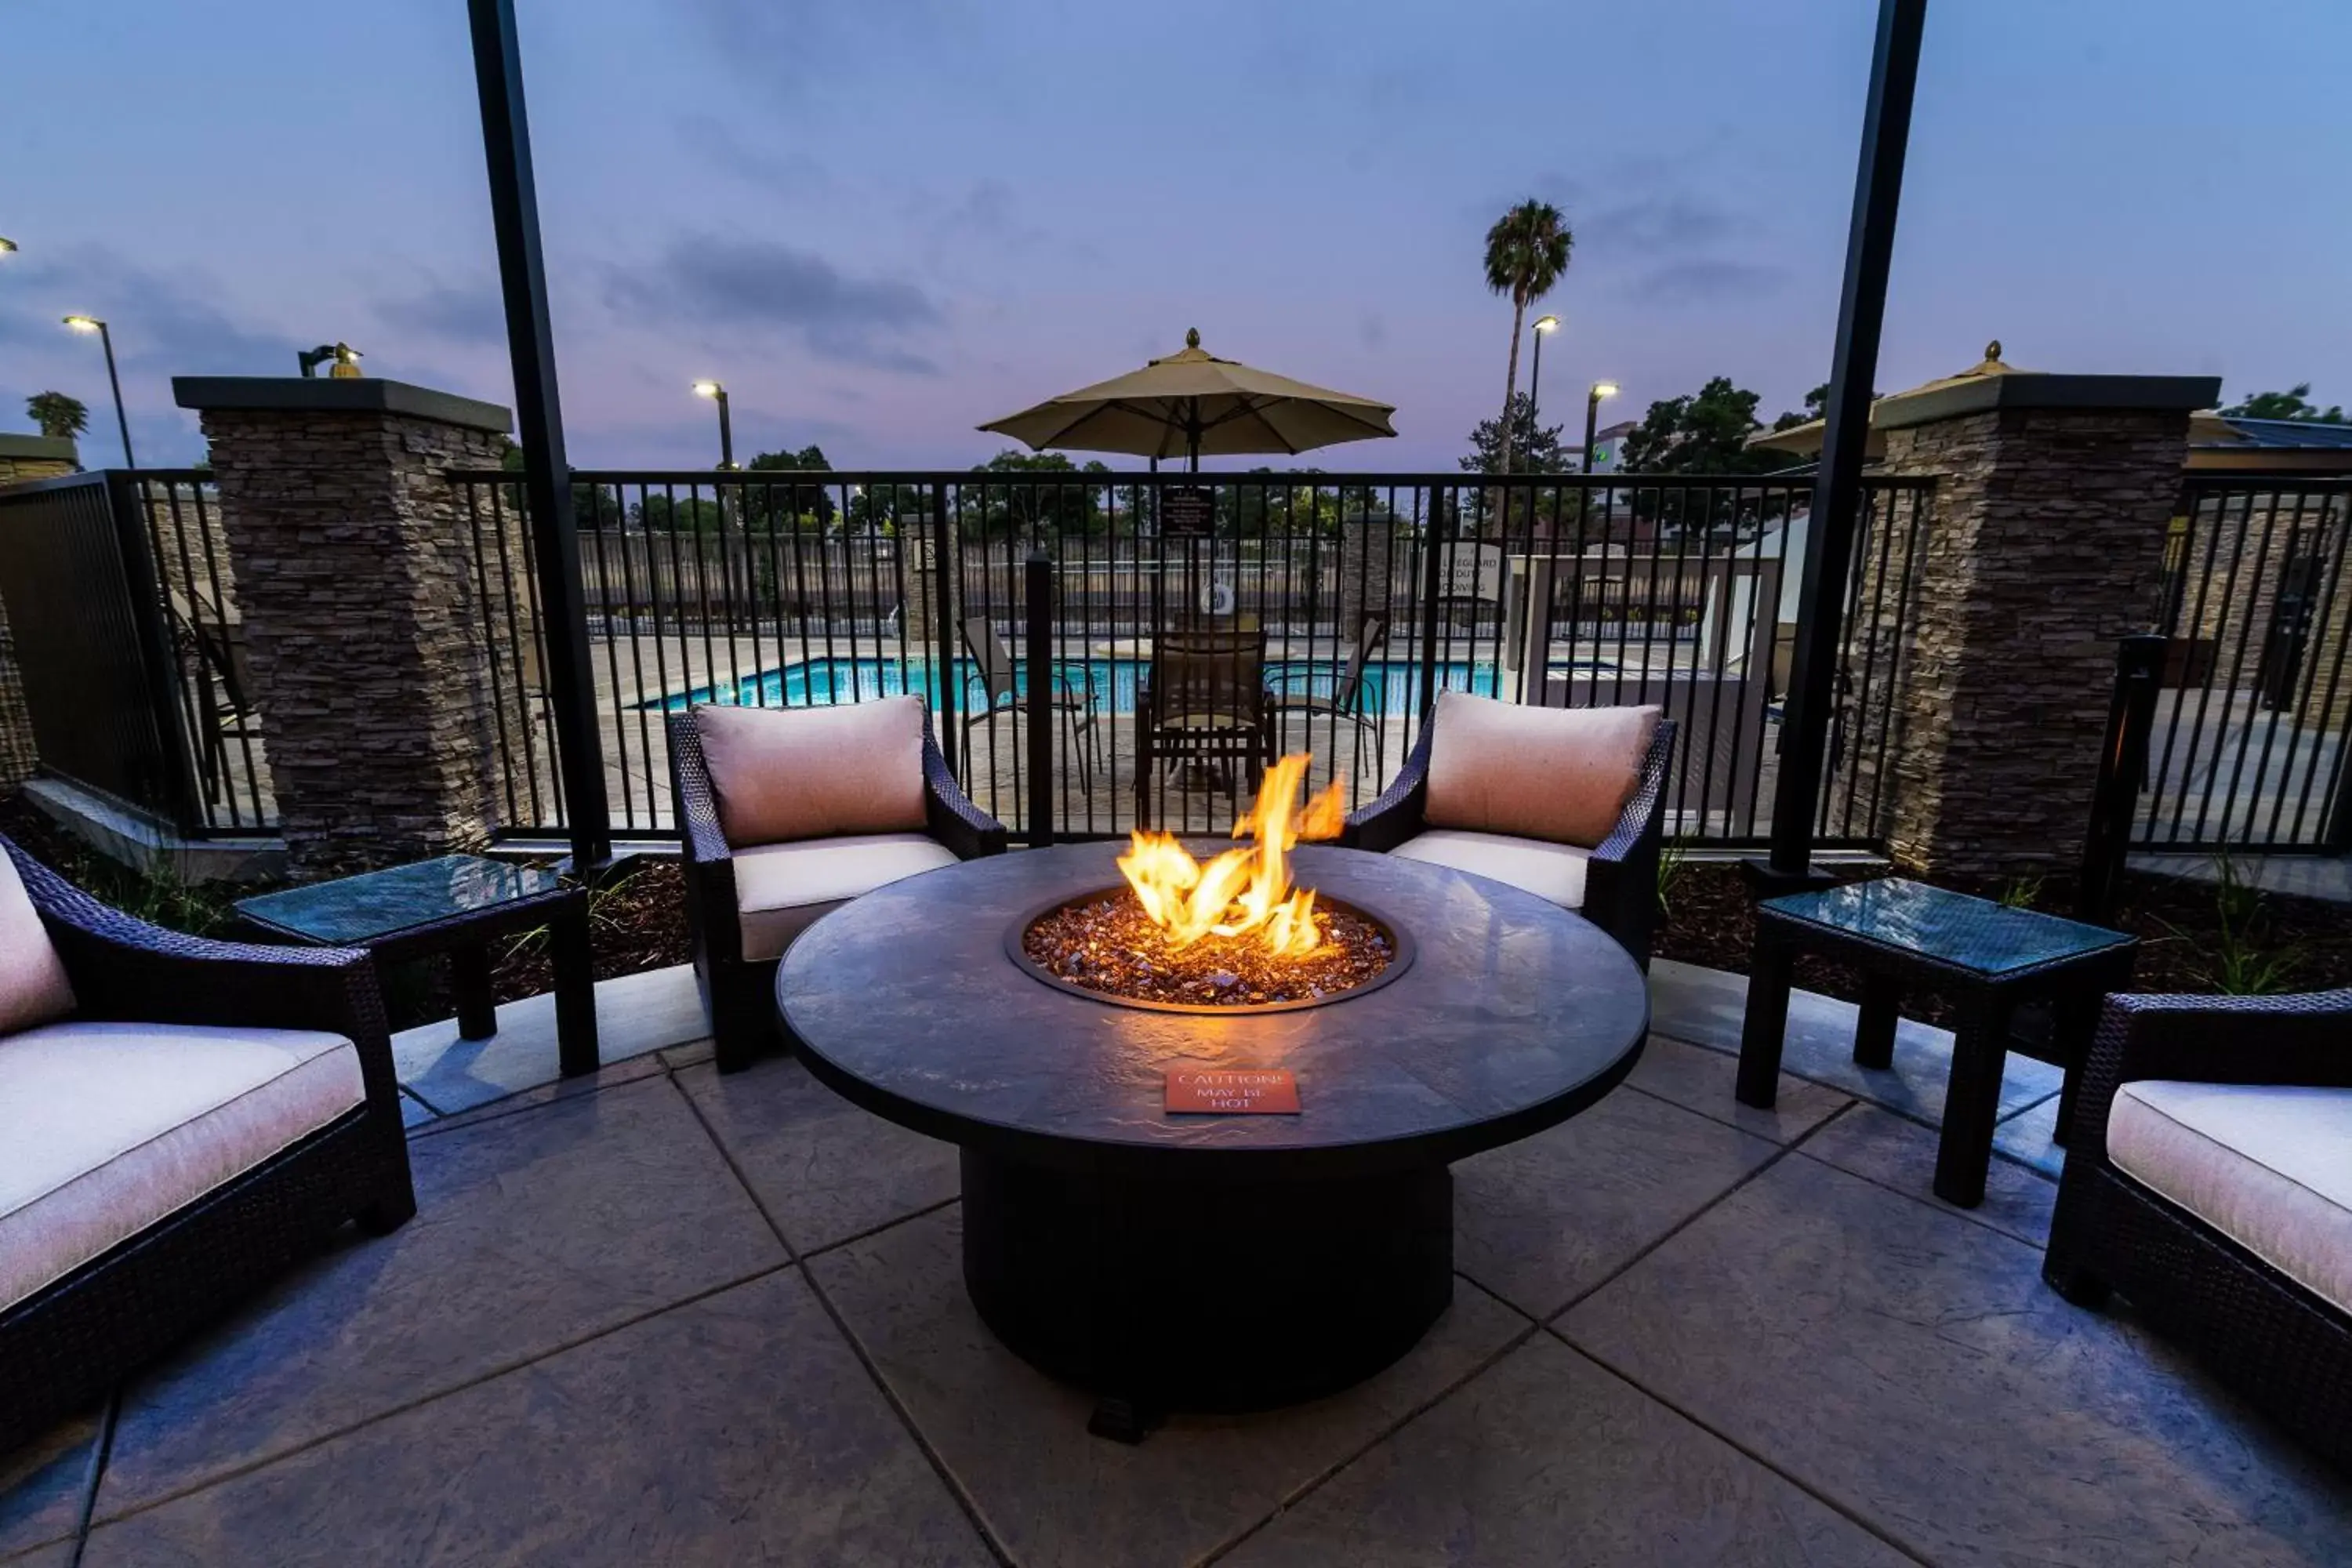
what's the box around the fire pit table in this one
[776,840,1647,1435]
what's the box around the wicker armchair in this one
[0,834,414,1459]
[2042,988,2352,1473]
[1345,714,1675,967]
[670,708,1005,1073]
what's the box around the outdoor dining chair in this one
[1266,611,1388,778]
[959,614,1101,791]
[1136,626,1269,826]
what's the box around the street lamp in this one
[1528,315,1561,424]
[63,315,136,469]
[0,237,18,256]
[692,380,734,469]
[1581,382,1618,475]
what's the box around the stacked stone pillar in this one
[0,436,82,789]
[174,377,516,875]
[1338,507,1397,644]
[1853,372,2217,878]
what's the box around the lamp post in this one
[693,380,734,470]
[62,315,135,469]
[1581,383,1617,474]
[0,237,18,256]
[1528,314,1560,426]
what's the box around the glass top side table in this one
[238,854,599,1076]
[1734,877,2139,1207]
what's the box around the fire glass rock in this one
[1022,888,1394,1008]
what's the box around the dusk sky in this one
[5,0,2347,471]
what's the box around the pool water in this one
[648,655,1602,717]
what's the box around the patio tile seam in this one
[401,1057,674,1141]
[1787,1127,2054,1257]
[1616,1073,1859,1145]
[1541,1332,1937,1568]
[667,1077,1017,1568]
[788,1196,965,1265]
[1196,1287,1546,1568]
[82,1258,797,1534]
[1536,1113,1833,1330]
[60,1388,118,1568]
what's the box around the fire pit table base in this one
[960,1150,1453,1417]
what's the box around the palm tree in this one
[1483,201,1573,476]
[26,391,89,442]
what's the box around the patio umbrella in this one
[978,329,1397,470]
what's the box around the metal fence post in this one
[2076,633,2167,925]
[931,484,960,777]
[1025,547,1054,848]
[1416,485,1446,720]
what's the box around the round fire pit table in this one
[777,841,1647,1431]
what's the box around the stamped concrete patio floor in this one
[5,960,2348,1566]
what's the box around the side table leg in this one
[2047,984,2106,1150]
[1935,992,2014,1209]
[449,944,499,1041]
[1853,974,1901,1069]
[1735,935,1795,1109]
[552,898,601,1078]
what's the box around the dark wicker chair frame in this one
[1344,718,1677,967]
[669,710,1007,1073]
[0,834,415,1459]
[2042,987,2352,1475]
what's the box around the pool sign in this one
[1160,488,1215,539]
[1166,1068,1300,1114]
[1439,543,1504,601]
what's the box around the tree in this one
[2221,383,2347,423]
[1619,377,1783,474]
[1771,382,1831,432]
[1461,394,1567,477]
[1482,200,1573,476]
[26,391,88,441]
[742,444,836,532]
[956,449,1112,541]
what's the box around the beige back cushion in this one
[1423,691,1661,849]
[692,697,928,848]
[0,852,77,1036]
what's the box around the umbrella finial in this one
[1984,339,2002,362]
[1185,327,1200,350]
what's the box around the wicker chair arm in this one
[666,711,742,966]
[5,838,397,1103]
[2074,987,2352,1154]
[924,732,1007,858]
[1344,728,1432,852]
[1580,720,1675,966]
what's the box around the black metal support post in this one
[468,0,611,870]
[1762,0,1927,886]
[96,323,136,470]
[1417,488,1447,719]
[1581,390,1602,476]
[931,484,960,778]
[2076,634,2166,925]
[1025,549,1054,848]
[1528,327,1545,429]
[713,387,735,470]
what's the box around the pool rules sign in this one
[1166,1069,1300,1115]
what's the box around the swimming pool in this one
[646,654,1603,717]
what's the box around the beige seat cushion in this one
[0,852,75,1036]
[693,696,926,849]
[0,1021,365,1310]
[734,833,961,962]
[1391,829,1591,910]
[2109,1079,2352,1316]
[1424,691,1660,849]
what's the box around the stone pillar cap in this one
[0,433,80,463]
[172,376,513,434]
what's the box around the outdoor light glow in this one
[1533,315,1561,333]
[63,314,101,332]
[1592,381,1619,399]
[0,238,18,256]
[692,380,721,397]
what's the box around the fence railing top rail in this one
[442,466,1906,489]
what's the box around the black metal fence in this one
[2139,473,2352,851]
[0,470,270,834]
[449,468,1934,848]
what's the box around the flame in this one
[1116,753,1348,958]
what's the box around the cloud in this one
[374,277,506,345]
[602,234,942,373]
[0,246,288,374]
[1625,260,1788,306]
[1585,194,1740,256]
[1358,311,1388,350]
[675,114,836,201]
